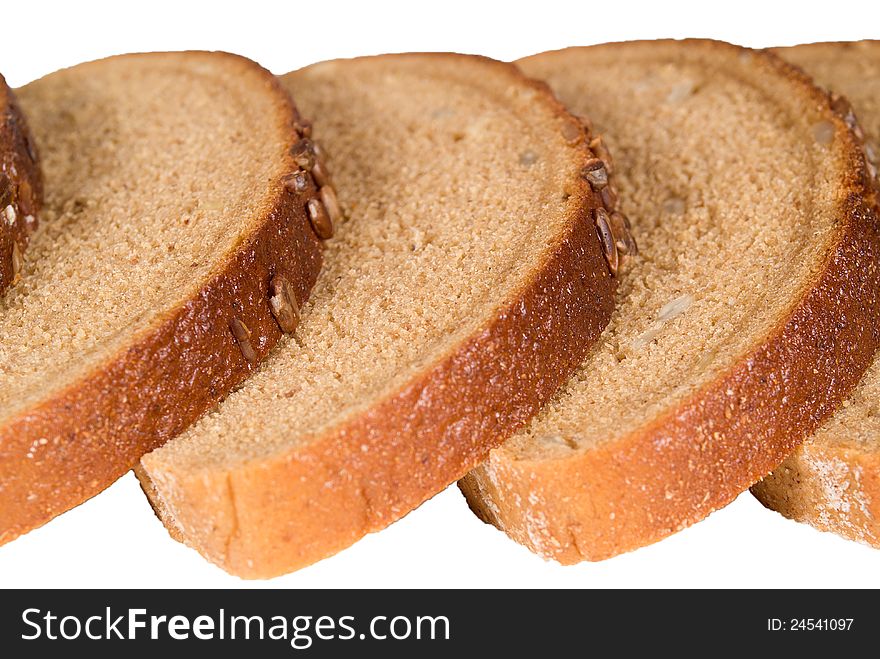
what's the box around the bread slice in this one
[752,41,880,545]
[137,53,619,578]
[0,73,42,295]
[459,39,880,563]
[0,52,324,545]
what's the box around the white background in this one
[1,0,879,588]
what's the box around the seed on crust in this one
[830,93,865,141]
[294,118,313,138]
[0,174,11,208]
[11,241,23,285]
[589,136,614,174]
[609,211,628,251]
[600,184,618,210]
[610,211,638,256]
[229,318,258,364]
[594,208,618,275]
[320,186,343,227]
[561,121,582,145]
[307,198,334,240]
[291,139,316,170]
[581,158,608,190]
[851,121,866,143]
[311,160,332,188]
[269,275,301,334]
[283,170,310,194]
[4,204,16,225]
[623,231,638,258]
[16,180,34,216]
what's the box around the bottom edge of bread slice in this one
[139,52,617,579]
[0,73,42,296]
[0,51,324,546]
[750,41,880,548]
[459,39,880,564]
[751,442,880,547]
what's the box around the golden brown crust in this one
[0,74,42,295]
[459,39,880,563]
[0,52,324,546]
[139,53,617,579]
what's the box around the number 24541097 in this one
[768,619,853,631]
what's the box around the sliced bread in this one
[0,74,42,294]
[752,41,880,545]
[459,39,880,563]
[0,52,324,545]
[137,53,620,578]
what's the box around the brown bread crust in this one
[459,40,880,563]
[0,74,42,295]
[139,53,617,578]
[0,52,324,546]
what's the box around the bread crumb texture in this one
[510,45,838,456]
[4,54,289,415]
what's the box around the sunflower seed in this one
[0,174,11,207]
[582,159,608,190]
[294,118,313,138]
[16,179,34,216]
[610,211,638,256]
[307,198,334,240]
[291,139,316,170]
[269,275,300,334]
[594,208,618,275]
[600,184,618,210]
[283,170,310,194]
[311,160,332,188]
[589,135,614,174]
[229,318,258,364]
[319,186,342,228]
